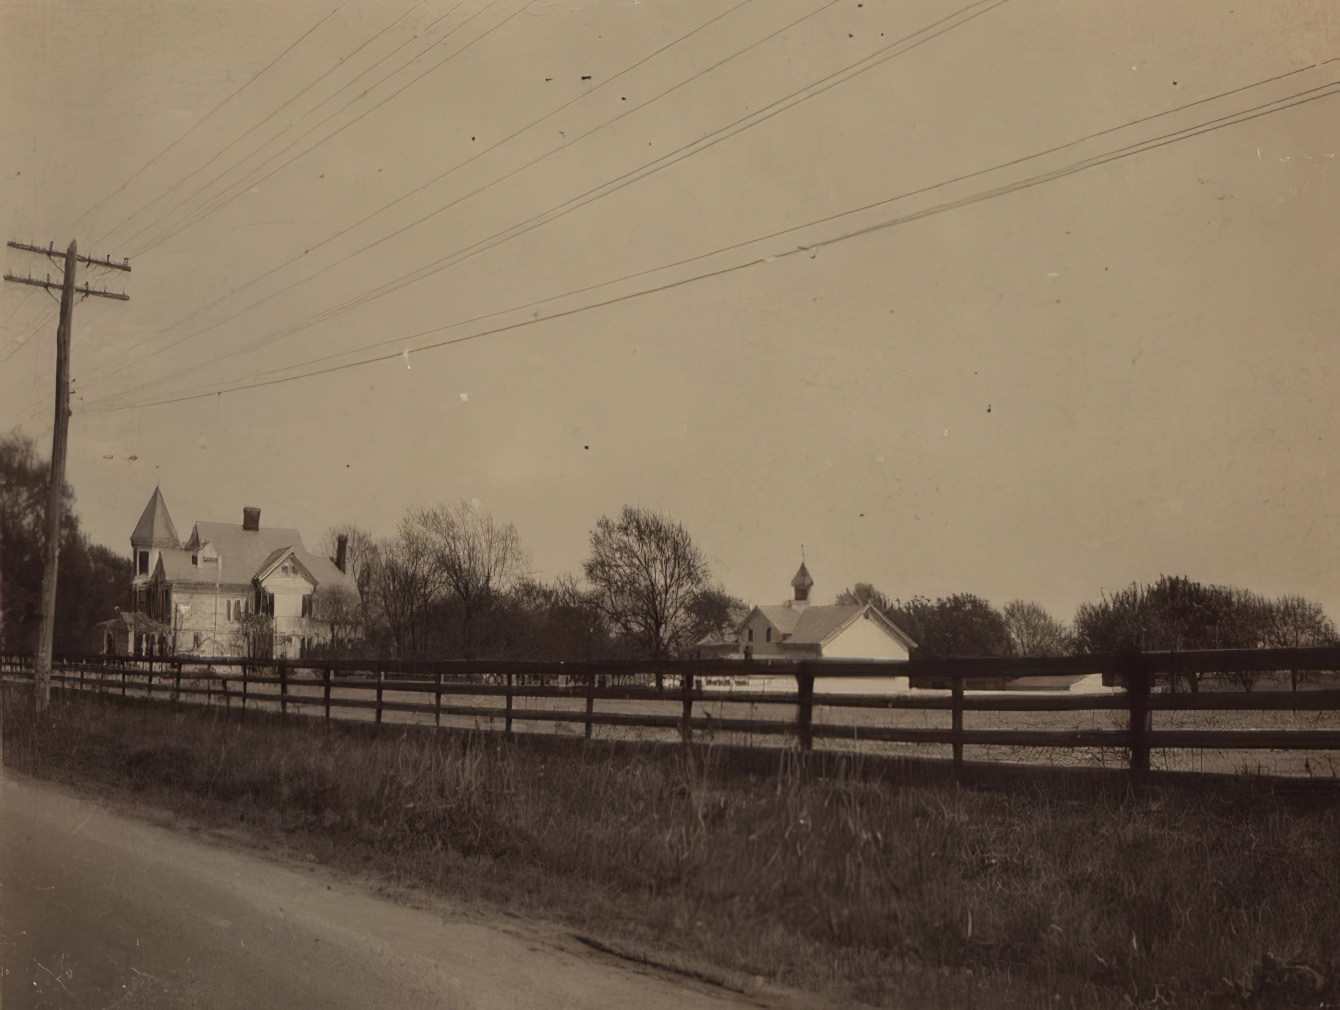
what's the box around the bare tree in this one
[836,582,893,613]
[1262,594,1338,691]
[408,502,529,658]
[318,524,378,592]
[364,520,448,658]
[311,584,362,654]
[232,612,274,662]
[1002,600,1071,657]
[583,506,709,659]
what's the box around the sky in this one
[2,0,1338,624]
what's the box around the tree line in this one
[2,426,1335,683]
[1,430,131,654]
[313,502,745,662]
[836,576,1337,691]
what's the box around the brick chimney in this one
[242,507,261,531]
[335,534,348,573]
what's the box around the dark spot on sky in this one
[581,75,591,80]
[584,445,590,450]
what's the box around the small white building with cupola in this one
[703,563,917,693]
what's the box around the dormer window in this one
[137,551,149,575]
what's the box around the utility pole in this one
[4,239,130,713]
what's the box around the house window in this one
[747,628,754,642]
[301,594,313,618]
[191,554,198,566]
[193,632,202,649]
[766,627,772,643]
[137,551,149,575]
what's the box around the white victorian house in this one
[113,488,359,658]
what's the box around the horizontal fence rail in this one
[3,647,1340,777]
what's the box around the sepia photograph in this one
[2,0,1339,1006]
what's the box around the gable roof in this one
[186,521,304,576]
[753,605,802,635]
[131,487,181,549]
[767,603,918,651]
[255,546,318,586]
[788,604,865,645]
[180,521,358,594]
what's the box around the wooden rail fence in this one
[3,648,1340,776]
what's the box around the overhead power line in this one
[137,0,545,255]
[97,0,476,251]
[71,1,353,234]
[83,79,1339,416]
[110,0,519,256]
[88,0,975,390]
[121,0,751,338]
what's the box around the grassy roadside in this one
[3,688,1338,1009]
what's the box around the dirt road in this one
[0,773,764,1009]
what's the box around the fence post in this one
[241,664,249,714]
[145,667,153,700]
[278,659,289,716]
[584,671,595,741]
[375,667,384,724]
[434,670,442,729]
[505,672,514,735]
[173,660,182,706]
[796,667,814,753]
[1128,657,1152,779]
[680,668,694,745]
[952,675,965,771]
[323,666,332,723]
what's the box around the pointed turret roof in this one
[791,562,814,590]
[131,487,181,549]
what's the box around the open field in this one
[3,687,1339,1009]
